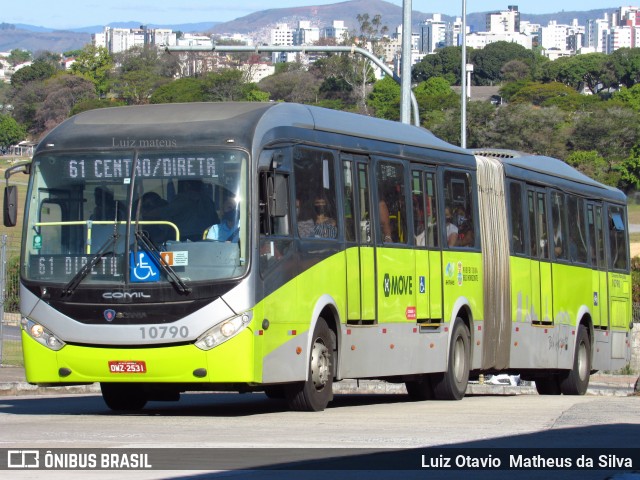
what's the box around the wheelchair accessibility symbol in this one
[130,251,160,283]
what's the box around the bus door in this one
[527,188,555,365]
[588,203,608,328]
[410,167,441,322]
[342,156,375,322]
[374,158,414,324]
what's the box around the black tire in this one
[285,317,335,411]
[535,375,562,395]
[432,318,470,400]
[405,374,435,401]
[100,383,148,411]
[560,325,591,395]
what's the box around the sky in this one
[1,1,632,30]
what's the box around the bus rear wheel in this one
[432,318,470,400]
[285,317,334,412]
[100,383,148,411]
[560,325,591,395]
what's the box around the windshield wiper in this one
[62,229,119,297]
[134,230,191,295]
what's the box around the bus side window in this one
[343,160,356,242]
[608,205,629,271]
[508,182,525,255]
[567,195,588,264]
[443,170,475,248]
[551,191,566,260]
[376,160,407,244]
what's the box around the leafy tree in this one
[368,76,400,120]
[200,69,267,102]
[9,80,48,133]
[70,45,114,97]
[112,69,168,105]
[34,74,97,134]
[541,53,614,93]
[482,104,570,157]
[608,47,640,88]
[258,70,320,104]
[510,82,583,107]
[10,59,57,87]
[611,84,640,111]
[500,60,531,82]
[471,41,536,86]
[412,46,461,85]
[0,114,26,149]
[414,77,459,128]
[565,150,612,185]
[150,77,205,103]
[571,106,640,165]
[70,98,124,116]
[7,49,31,66]
[618,144,640,191]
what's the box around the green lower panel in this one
[22,328,259,385]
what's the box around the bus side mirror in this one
[4,185,17,227]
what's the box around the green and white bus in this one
[4,102,632,411]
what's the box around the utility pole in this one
[399,0,412,124]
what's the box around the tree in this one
[33,74,97,133]
[611,83,640,111]
[500,60,531,82]
[70,45,114,97]
[618,144,640,191]
[112,69,167,105]
[414,77,459,128]
[7,49,31,66]
[258,70,321,104]
[368,76,400,120]
[471,41,536,86]
[10,58,57,87]
[541,53,614,93]
[150,77,205,103]
[0,114,26,150]
[608,47,640,88]
[571,106,640,165]
[565,150,612,186]
[201,69,267,102]
[412,46,461,85]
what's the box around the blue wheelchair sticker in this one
[130,251,160,283]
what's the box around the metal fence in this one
[0,235,23,366]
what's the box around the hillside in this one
[0,0,621,53]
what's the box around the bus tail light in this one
[195,312,252,351]
[21,317,66,351]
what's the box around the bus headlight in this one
[195,312,252,351]
[21,317,66,351]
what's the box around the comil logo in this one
[8,450,39,468]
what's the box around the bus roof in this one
[475,149,626,204]
[35,102,468,158]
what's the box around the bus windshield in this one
[23,150,248,285]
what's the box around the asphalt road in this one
[0,390,638,479]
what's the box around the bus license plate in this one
[108,361,147,374]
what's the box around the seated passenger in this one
[205,197,240,242]
[311,195,337,239]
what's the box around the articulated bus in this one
[4,102,632,411]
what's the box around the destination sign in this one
[28,254,124,281]
[62,157,219,180]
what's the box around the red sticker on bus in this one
[406,306,417,320]
[108,361,147,374]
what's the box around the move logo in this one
[383,273,413,297]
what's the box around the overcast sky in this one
[2,1,630,29]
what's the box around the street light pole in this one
[400,0,413,124]
[461,0,467,148]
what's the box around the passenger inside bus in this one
[311,195,337,238]
[91,187,124,221]
[455,206,474,247]
[138,191,170,244]
[444,206,459,247]
[145,180,218,242]
[205,196,240,242]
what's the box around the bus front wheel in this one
[285,317,334,412]
[100,383,148,411]
[432,318,470,400]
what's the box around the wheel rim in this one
[577,341,589,381]
[453,336,466,383]
[310,338,331,391]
